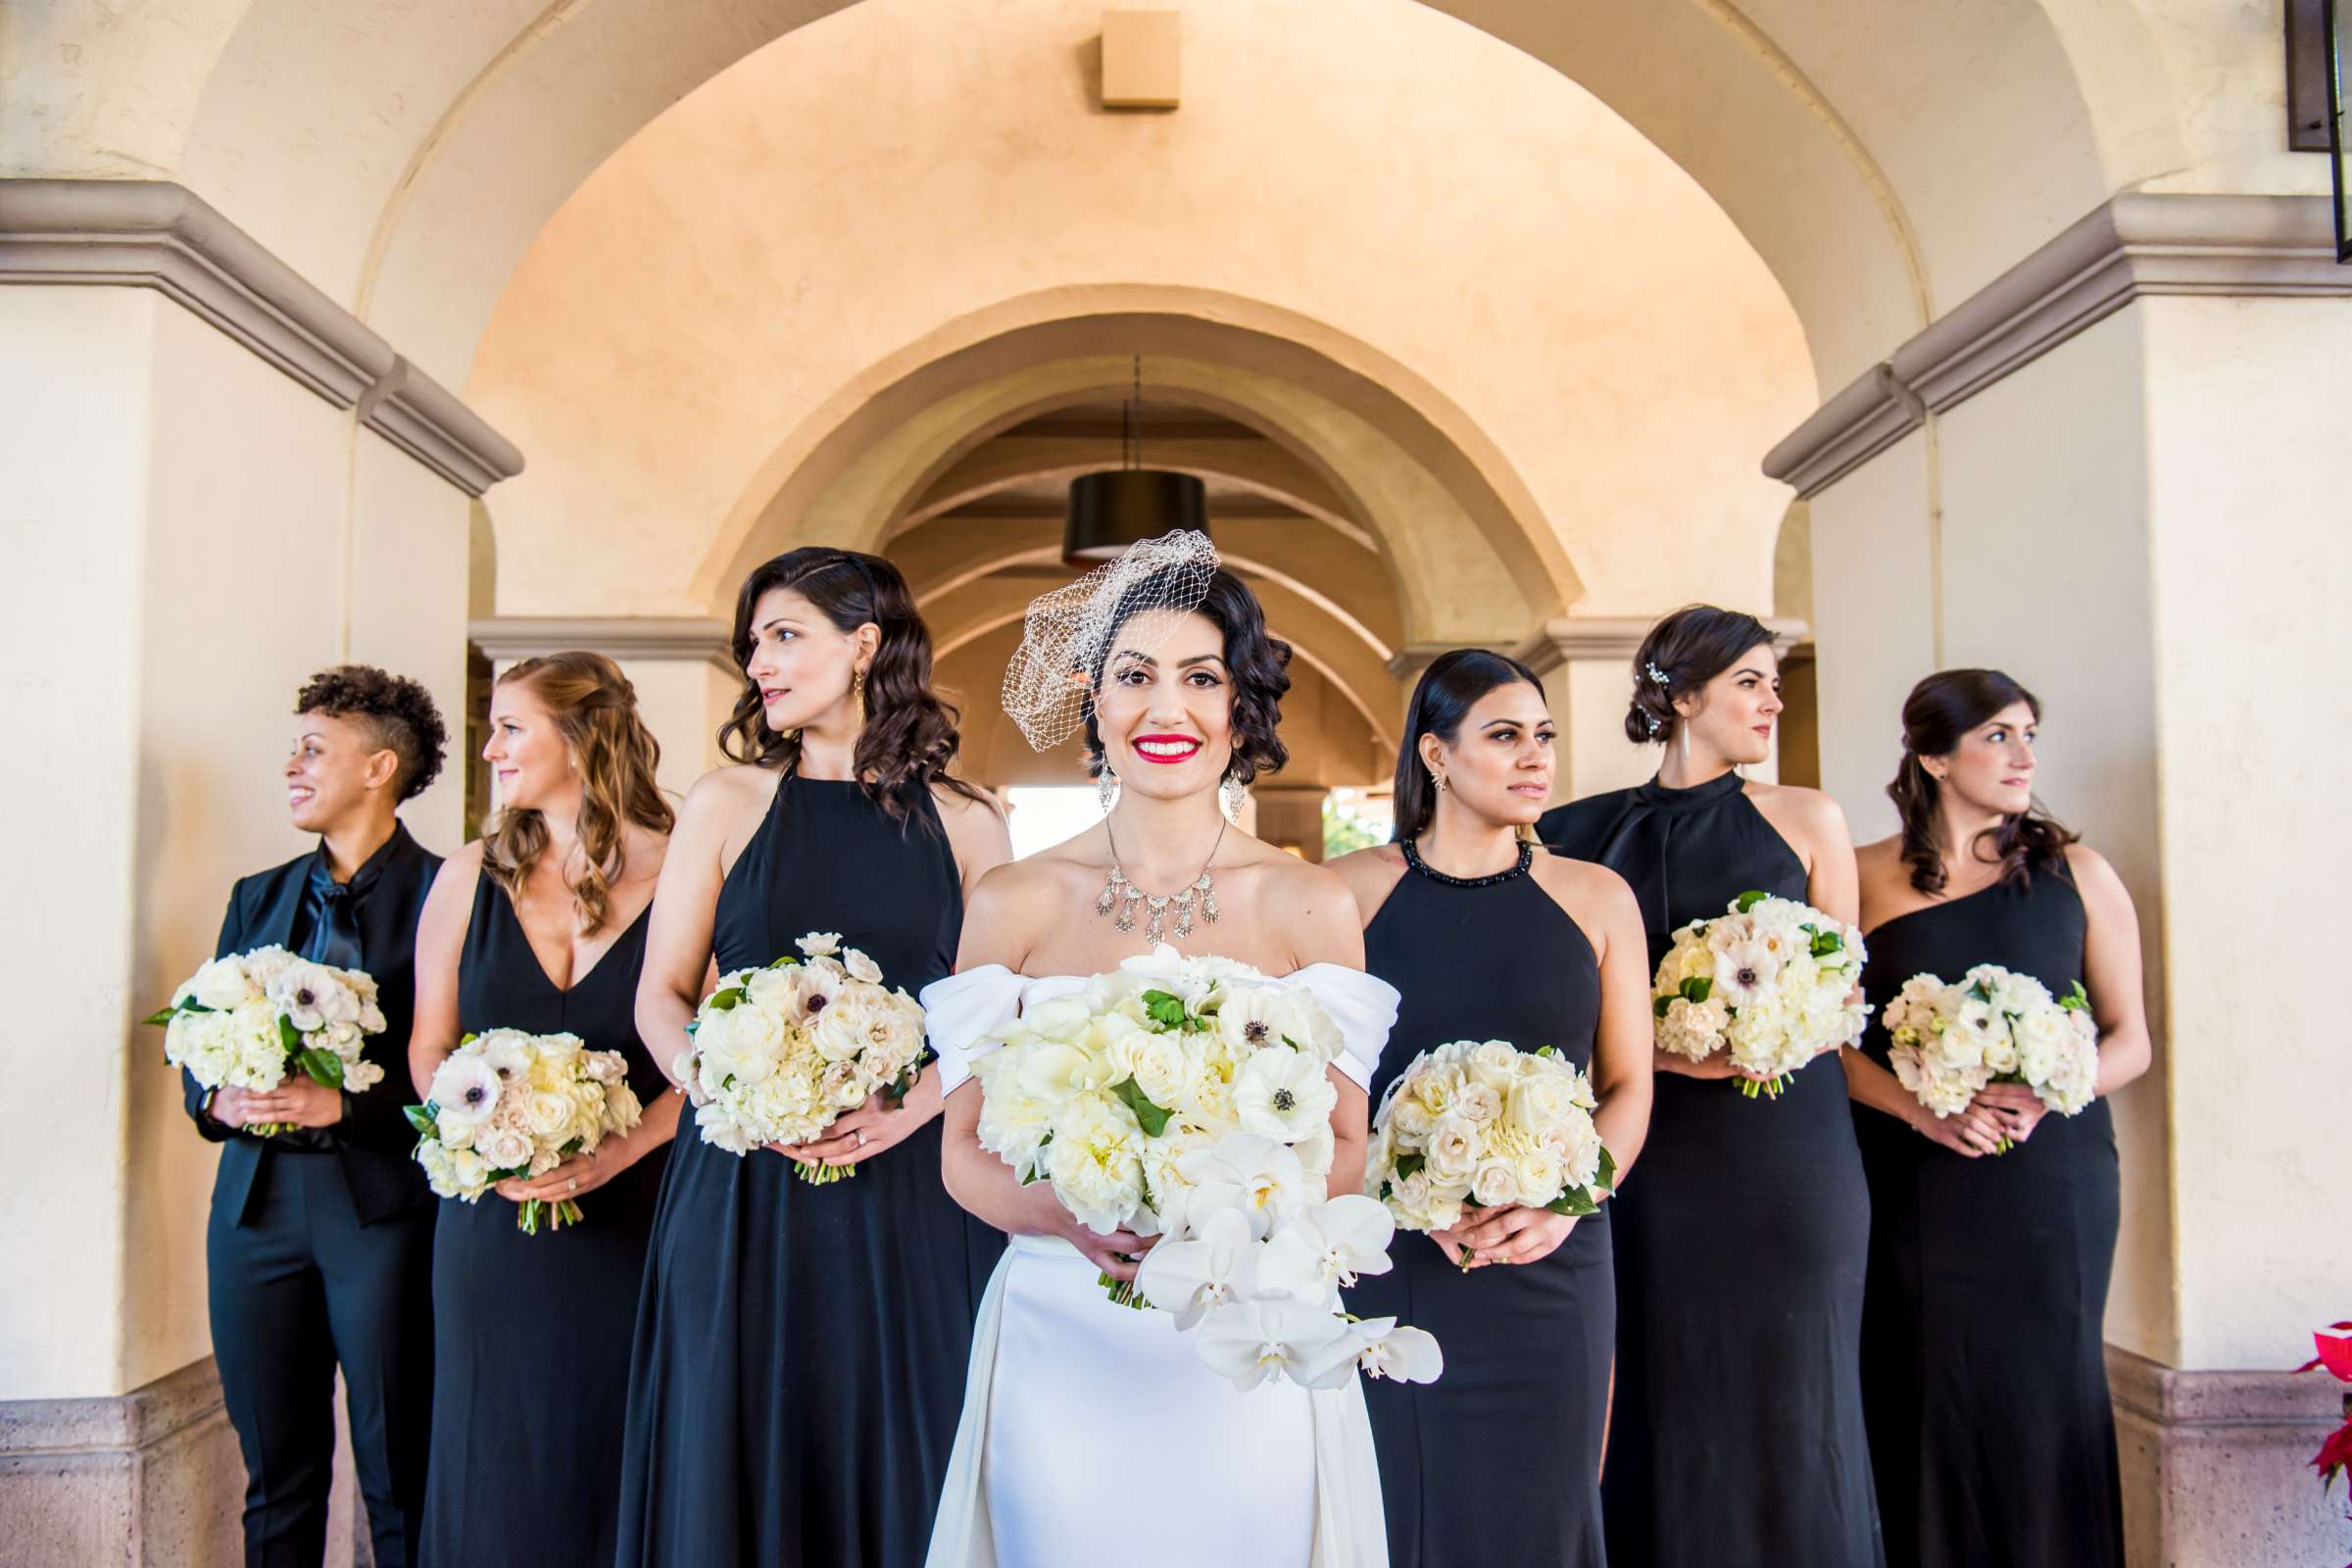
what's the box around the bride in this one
[921,531,1399,1567]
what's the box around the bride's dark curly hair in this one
[1081,567,1292,785]
[718,547,986,830]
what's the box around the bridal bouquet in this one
[970,945,1442,1390]
[147,946,388,1135]
[1652,891,1870,1098]
[407,1028,643,1232]
[674,931,930,1181]
[1884,964,2098,1150]
[1366,1040,1615,1264]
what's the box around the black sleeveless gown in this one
[617,772,1003,1567]
[1351,841,1614,1568]
[1540,772,1882,1568]
[1855,870,2123,1568]
[419,875,667,1568]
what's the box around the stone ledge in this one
[468,615,737,673]
[0,1355,225,1457]
[0,178,523,497]
[1765,193,2352,498]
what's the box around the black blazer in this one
[181,823,441,1227]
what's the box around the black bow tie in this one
[303,837,393,970]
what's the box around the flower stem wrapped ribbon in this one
[406,1028,643,1232]
[968,945,1443,1390]
[148,946,388,1135]
[1652,890,1871,1099]
[1884,965,2098,1152]
[674,932,931,1183]
[1366,1040,1616,1268]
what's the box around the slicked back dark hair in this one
[294,664,447,802]
[1392,649,1546,841]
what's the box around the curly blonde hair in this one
[482,652,674,932]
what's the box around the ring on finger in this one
[855,1129,868,1149]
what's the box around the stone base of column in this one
[0,1357,372,1567]
[2108,1343,2349,1566]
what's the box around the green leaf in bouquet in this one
[141,1005,183,1027]
[720,1071,737,1091]
[1735,890,1768,913]
[707,987,746,1012]
[277,1014,304,1054]
[882,1058,925,1107]
[2061,980,2092,1011]
[1968,979,1993,1004]
[457,1031,480,1046]
[1140,990,1190,1031]
[1536,1046,1558,1059]
[1652,996,1674,1018]
[767,955,800,969]
[1280,1034,1303,1052]
[1594,1144,1618,1194]
[1109,1076,1174,1138]
[1545,1188,1601,1217]
[403,1103,439,1137]
[297,1047,345,1090]
[1679,976,1713,1005]
[1393,1151,1425,1182]
[1809,927,1844,957]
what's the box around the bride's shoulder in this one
[1231,841,1365,968]
[964,831,1099,919]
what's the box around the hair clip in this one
[1643,710,1663,737]
[1643,661,1671,687]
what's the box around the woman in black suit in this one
[184,664,447,1568]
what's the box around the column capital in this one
[467,615,735,674]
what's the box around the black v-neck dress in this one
[419,873,666,1568]
[1855,869,2123,1568]
[617,772,1003,1567]
[1542,772,1882,1568]
[1350,841,1614,1567]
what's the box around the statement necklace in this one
[1098,814,1226,944]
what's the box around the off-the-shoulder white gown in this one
[919,962,1401,1568]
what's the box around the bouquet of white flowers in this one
[1652,891,1871,1098]
[1365,1040,1615,1265]
[1884,963,2098,1151]
[969,944,1443,1391]
[407,1028,643,1232]
[148,946,388,1135]
[674,931,930,1182]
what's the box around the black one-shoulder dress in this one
[420,874,667,1568]
[1541,771,1882,1568]
[617,772,1004,1567]
[1352,840,1614,1567]
[1855,869,2123,1568]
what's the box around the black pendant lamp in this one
[1062,358,1209,564]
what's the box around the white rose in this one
[841,948,883,985]
[1423,1116,1481,1184]
[795,931,843,958]
[448,1149,491,1191]
[1470,1158,1521,1208]
[184,956,257,1011]
[1110,1027,1191,1110]
[523,1090,575,1140]
[1513,1144,1565,1205]
[1465,1041,1521,1094]
[1505,1071,1575,1137]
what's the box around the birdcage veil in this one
[1000,528,1220,752]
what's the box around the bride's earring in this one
[1098,765,1120,813]
[1220,773,1249,821]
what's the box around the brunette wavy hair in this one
[481,652,674,933]
[1624,605,1776,745]
[1391,649,1546,842]
[1080,567,1293,786]
[1888,667,2078,895]
[718,547,984,828]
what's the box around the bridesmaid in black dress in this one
[618,549,1010,1567]
[1845,670,2148,1568]
[407,651,678,1568]
[1333,651,1651,1568]
[1538,606,1882,1568]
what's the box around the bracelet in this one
[200,1087,219,1120]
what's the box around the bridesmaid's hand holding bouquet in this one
[150,946,387,1136]
[1884,964,2097,1153]
[1651,892,1870,1098]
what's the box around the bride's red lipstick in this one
[1130,733,1202,765]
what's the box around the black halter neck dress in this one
[617,772,1004,1567]
[1351,840,1614,1567]
[1541,772,1882,1568]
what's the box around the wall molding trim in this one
[0,179,523,496]
[1511,615,1810,677]
[1765,193,2352,497]
[468,615,736,673]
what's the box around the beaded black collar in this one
[1400,836,1534,888]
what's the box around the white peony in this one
[1045,1091,1148,1236]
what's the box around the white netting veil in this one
[1000,528,1221,752]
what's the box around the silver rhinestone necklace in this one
[1097,814,1226,944]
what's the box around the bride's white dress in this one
[919,961,1401,1568]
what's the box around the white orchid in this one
[1194,1298,1358,1392]
[1136,1207,1261,1330]
[1348,1316,1446,1385]
[1255,1194,1396,1300]
[1179,1132,1311,1241]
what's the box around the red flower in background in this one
[2300,1321,2352,1564]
